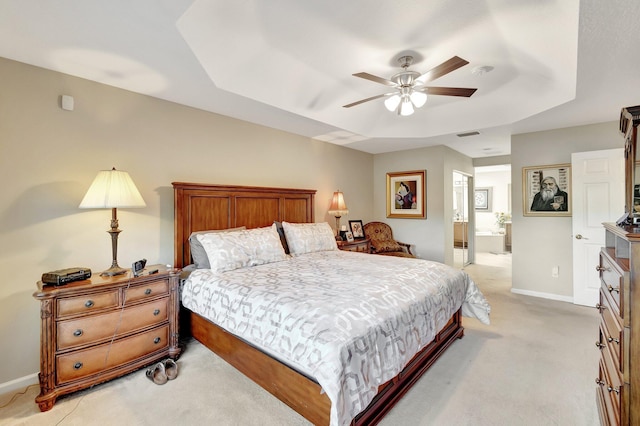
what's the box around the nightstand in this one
[33,265,180,411]
[337,238,371,253]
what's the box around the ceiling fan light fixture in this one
[410,90,427,108]
[344,55,476,113]
[399,98,414,116]
[384,94,401,112]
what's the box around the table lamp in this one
[328,190,349,239]
[79,167,146,276]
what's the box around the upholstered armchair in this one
[363,222,415,258]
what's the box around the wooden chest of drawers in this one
[33,266,181,411]
[597,224,640,425]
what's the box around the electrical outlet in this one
[552,266,559,278]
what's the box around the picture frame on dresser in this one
[349,220,365,239]
[345,231,354,242]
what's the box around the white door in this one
[572,149,624,306]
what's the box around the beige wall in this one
[510,122,620,299]
[0,57,374,384]
[373,145,474,264]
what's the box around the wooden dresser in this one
[597,224,640,425]
[33,265,181,411]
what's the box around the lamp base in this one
[334,216,342,240]
[102,215,127,277]
[100,266,127,277]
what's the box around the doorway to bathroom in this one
[474,165,512,264]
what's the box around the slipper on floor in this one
[145,362,168,385]
[164,359,178,380]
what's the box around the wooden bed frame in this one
[173,182,464,425]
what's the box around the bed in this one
[173,182,490,426]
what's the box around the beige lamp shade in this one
[79,168,146,209]
[79,168,145,276]
[328,190,349,216]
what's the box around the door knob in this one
[575,234,588,240]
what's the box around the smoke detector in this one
[471,65,494,76]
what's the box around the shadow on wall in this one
[155,185,175,264]
[0,181,86,232]
[0,289,41,381]
[0,181,88,264]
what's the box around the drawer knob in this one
[154,337,161,344]
[84,300,94,308]
[607,386,620,395]
[595,378,620,394]
[595,341,605,349]
[153,309,161,316]
[607,285,620,294]
[73,329,83,337]
[73,362,83,370]
[607,336,620,345]
[145,288,152,295]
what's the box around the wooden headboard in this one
[172,182,316,268]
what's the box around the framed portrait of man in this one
[522,164,571,217]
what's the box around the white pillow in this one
[189,226,246,269]
[196,225,287,272]
[282,222,338,256]
[247,225,288,264]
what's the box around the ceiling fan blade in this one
[416,56,469,84]
[343,93,390,108]
[353,72,397,87]
[417,86,477,97]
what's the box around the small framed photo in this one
[345,231,354,242]
[522,164,571,217]
[474,187,492,211]
[348,220,365,239]
[386,170,426,219]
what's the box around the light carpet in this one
[0,253,600,425]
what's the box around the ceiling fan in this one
[343,55,477,116]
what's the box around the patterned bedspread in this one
[181,250,490,426]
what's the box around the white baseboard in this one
[0,373,38,396]
[511,288,573,303]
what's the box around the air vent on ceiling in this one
[457,131,480,137]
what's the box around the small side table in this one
[337,238,371,253]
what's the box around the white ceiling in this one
[1,0,639,158]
